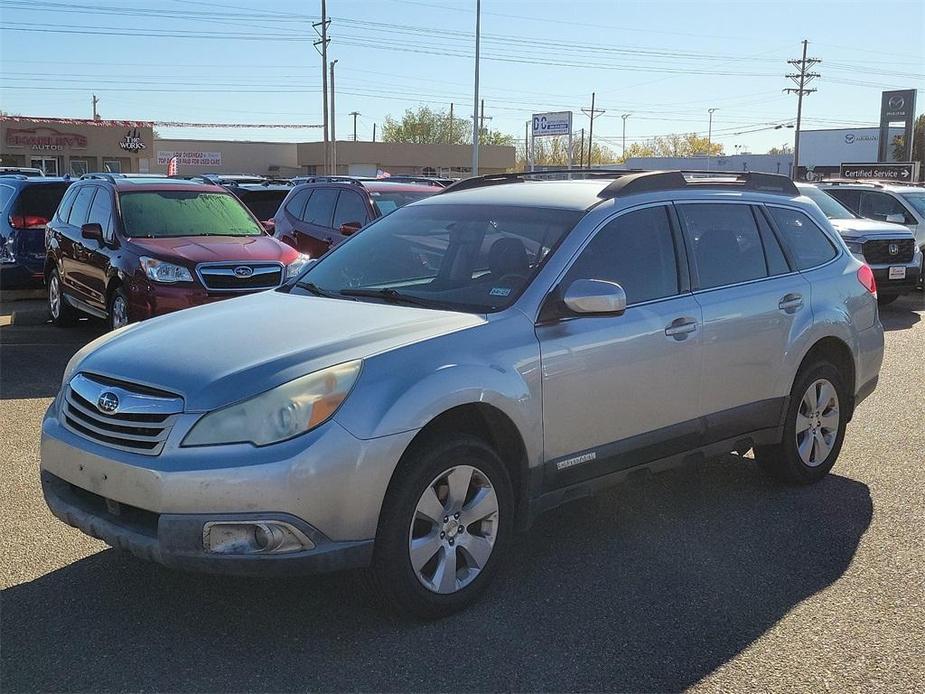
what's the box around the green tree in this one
[623,132,724,159]
[517,135,617,168]
[768,143,793,155]
[890,114,925,168]
[381,106,513,146]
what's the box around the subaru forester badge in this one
[97,391,120,414]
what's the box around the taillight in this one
[857,264,877,296]
[9,214,49,229]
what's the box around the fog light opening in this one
[203,520,315,555]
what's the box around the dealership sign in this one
[532,111,572,137]
[119,128,147,152]
[5,127,88,151]
[156,151,222,166]
[840,162,920,181]
[878,89,917,162]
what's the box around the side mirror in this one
[81,222,103,243]
[339,221,362,236]
[885,213,906,224]
[562,279,627,315]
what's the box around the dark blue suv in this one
[0,175,73,288]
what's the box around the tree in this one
[623,132,724,159]
[890,114,924,169]
[768,143,793,155]
[516,135,617,168]
[381,106,512,146]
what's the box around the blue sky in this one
[1,0,923,155]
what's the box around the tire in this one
[47,269,77,327]
[108,286,130,331]
[367,435,513,619]
[755,361,848,484]
[877,294,899,306]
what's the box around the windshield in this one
[799,185,855,219]
[293,203,582,312]
[369,189,436,216]
[119,190,264,238]
[898,191,925,216]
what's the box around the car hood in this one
[71,290,485,411]
[829,218,914,240]
[127,234,296,264]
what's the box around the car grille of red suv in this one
[196,262,284,292]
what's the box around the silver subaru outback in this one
[41,170,884,617]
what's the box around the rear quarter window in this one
[767,207,838,270]
[13,183,71,222]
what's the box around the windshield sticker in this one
[489,287,511,297]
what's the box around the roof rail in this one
[440,168,637,194]
[382,176,448,187]
[296,176,366,187]
[597,170,799,198]
[79,173,123,183]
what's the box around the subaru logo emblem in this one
[233,266,253,278]
[97,391,119,414]
[889,243,899,255]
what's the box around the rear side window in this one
[56,187,79,222]
[678,203,767,289]
[768,207,837,270]
[67,187,96,226]
[284,188,311,218]
[303,188,338,227]
[826,188,860,213]
[753,207,791,276]
[562,205,679,305]
[332,191,368,229]
[859,191,915,225]
[12,183,70,224]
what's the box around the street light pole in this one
[708,108,718,144]
[471,0,481,176]
[329,59,338,173]
[621,113,631,159]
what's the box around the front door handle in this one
[665,317,698,339]
[778,293,804,312]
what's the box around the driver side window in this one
[562,206,679,305]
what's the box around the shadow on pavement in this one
[1,458,872,692]
[879,293,923,332]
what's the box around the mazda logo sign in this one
[97,391,120,414]
[844,134,855,144]
[888,96,904,110]
[889,243,899,255]
[233,266,253,278]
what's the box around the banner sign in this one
[532,111,572,137]
[878,89,917,162]
[840,161,920,181]
[157,151,222,167]
[5,127,87,151]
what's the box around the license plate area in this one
[888,266,906,280]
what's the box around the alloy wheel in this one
[795,378,840,467]
[408,464,500,594]
[111,295,128,329]
[49,274,60,319]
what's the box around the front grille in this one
[62,374,183,456]
[862,239,915,264]
[196,262,283,292]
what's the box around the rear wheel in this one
[367,435,512,619]
[47,269,76,326]
[755,361,848,484]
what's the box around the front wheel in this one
[755,361,848,484]
[48,269,76,326]
[367,435,513,618]
[108,287,130,331]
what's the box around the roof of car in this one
[74,176,227,193]
[421,179,613,210]
[0,176,73,186]
[293,178,440,194]
[817,179,924,191]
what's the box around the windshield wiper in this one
[296,281,355,300]
[339,287,435,308]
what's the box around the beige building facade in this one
[1,116,155,176]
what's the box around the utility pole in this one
[578,128,585,168]
[349,111,360,141]
[784,39,821,180]
[91,94,100,120]
[373,122,377,143]
[471,0,481,176]
[478,98,494,137]
[313,0,331,174]
[581,93,605,169]
[448,103,454,144]
[621,113,631,159]
[707,108,718,145]
[329,59,338,173]
[523,121,529,170]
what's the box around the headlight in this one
[182,360,362,447]
[285,253,313,280]
[140,256,193,283]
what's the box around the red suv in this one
[45,175,310,329]
[272,177,440,257]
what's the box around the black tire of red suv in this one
[107,286,130,331]
[47,269,77,327]
[755,361,848,484]
[366,434,513,619]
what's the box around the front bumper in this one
[41,400,417,575]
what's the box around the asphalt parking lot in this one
[1,294,923,693]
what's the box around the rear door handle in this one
[665,317,698,339]
[778,293,804,312]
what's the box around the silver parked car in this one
[41,170,884,617]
